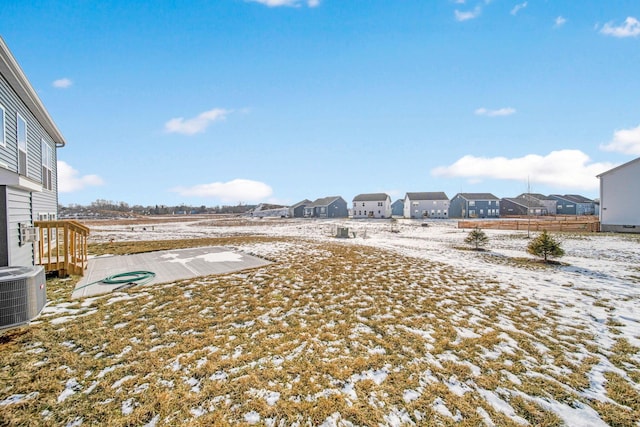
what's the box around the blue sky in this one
[2,0,639,206]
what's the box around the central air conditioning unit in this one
[0,266,46,330]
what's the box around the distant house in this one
[516,193,557,215]
[303,196,348,218]
[251,204,289,218]
[449,193,500,219]
[391,199,404,217]
[0,37,65,267]
[597,157,640,233]
[403,192,449,219]
[352,193,392,219]
[500,198,548,217]
[289,199,311,218]
[549,194,595,216]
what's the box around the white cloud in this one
[600,16,640,38]
[510,2,527,16]
[170,179,273,203]
[600,124,640,155]
[455,6,481,21]
[246,0,320,7]
[555,16,567,27]
[431,150,616,191]
[164,108,230,135]
[57,161,104,193]
[474,107,516,117]
[52,78,72,89]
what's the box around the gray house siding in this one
[449,193,500,219]
[0,186,34,266]
[0,73,57,187]
[303,197,348,218]
[391,200,404,216]
[550,195,595,216]
[404,193,450,219]
[0,37,65,267]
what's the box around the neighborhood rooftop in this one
[353,193,390,201]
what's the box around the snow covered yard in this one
[1,217,639,426]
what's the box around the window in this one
[469,201,475,206]
[0,105,5,146]
[41,139,53,190]
[377,202,383,207]
[17,114,27,175]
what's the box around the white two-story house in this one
[352,193,392,219]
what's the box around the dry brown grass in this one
[1,236,638,425]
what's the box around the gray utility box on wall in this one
[0,266,46,330]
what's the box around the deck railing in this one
[34,220,90,277]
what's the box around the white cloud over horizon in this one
[474,107,516,117]
[555,16,567,27]
[600,17,640,38]
[246,0,320,7]
[600,124,640,155]
[57,161,104,193]
[164,108,231,135]
[52,78,72,89]
[510,2,527,16]
[170,179,273,203]
[431,150,616,191]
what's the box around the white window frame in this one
[0,104,6,147]
[17,113,27,175]
[41,139,53,190]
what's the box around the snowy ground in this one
[1,216,639,426]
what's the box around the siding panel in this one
[7,187,33,266]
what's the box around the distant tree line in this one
[59,200,256,218]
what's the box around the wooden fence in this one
[458,215,600,233]
[34,220,90,277]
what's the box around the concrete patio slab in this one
[72,246,271,299]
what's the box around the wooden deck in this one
[34,220,90,277]
[458,215,600,233]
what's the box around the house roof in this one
[550,194,594,204]
[391,199,404,206]
[353,193,390,202]
[308,196,343,207]
[405,192,449,201]
[502,198,545,209]
[0,37,66,147]
[290,199,312,208]
[517,193,554,201]
[454,193,499,201]
[596,156,640,178]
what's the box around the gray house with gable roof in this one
[517,193,557,215]
[303,196,348,218]
[403,192,449,219]
[549,194,595,216]
[289,199,311,218]
[449,193,500,219]
[0,37,65,267]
